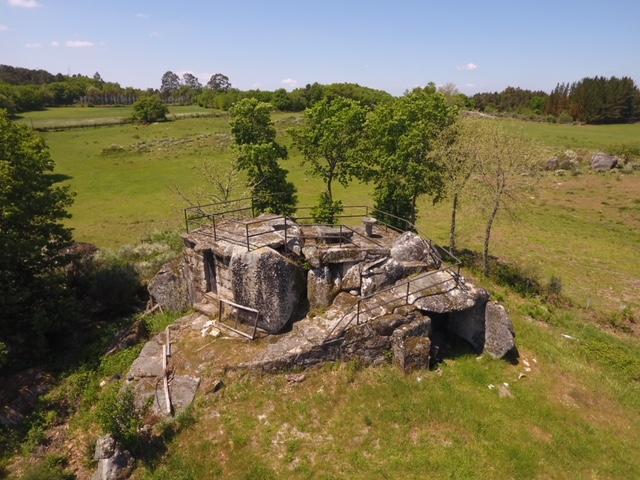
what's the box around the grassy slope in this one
[14,108,640,478]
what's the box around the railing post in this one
[212,215,217,241]
[218,299,222,323]
[185,209,189,233]
[339,224,343,247]
[405,281,410,304]
[356,299,361,325]
[245,224,250,251]
[284,217,288,252]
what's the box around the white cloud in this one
[65,40,94,48]
[50,40,59,47]
[281,78,297,88]
[0,24,8,32]
[8,0,41,8]
[457,62,478,71]
[135,13,149,19]
[149,31,160,38]
[25,42,42,48]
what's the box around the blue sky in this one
[1,0,638,95]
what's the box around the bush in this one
[95,385,144,451]
[557,111,573,124]
[131,95,168,123]
[311,192,343,224]
[609,144,640,162]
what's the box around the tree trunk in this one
[483,197,500,276]
[326,175,333,202]
[449,192,458,252]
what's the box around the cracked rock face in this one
[591,152,620,171]
[230,247,306,333]
[148,258,191,312]
[390,231,440,267]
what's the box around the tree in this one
[0,110,74,365]
[361,87,457,227]
[182,72,202,90]
[470,122,543,274]
[291,96,366,223]
[207,73,231,92]
[160,70,181,98]
[429,117,480,251]
[229,98,296,215]
[93,71,103,83]
[131,95,168,123]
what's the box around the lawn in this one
[8,107,640,478]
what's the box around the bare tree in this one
[173,162,245,207]
[430,117,481,251]
[471,121,543,274]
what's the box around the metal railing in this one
[204,292,261,340]
[322,266,463,344]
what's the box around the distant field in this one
[34,107,640,316]
[499,118,640,151]
[16,105,213,129]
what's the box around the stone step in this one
[194,302,218,317]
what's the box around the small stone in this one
[518,373,527,380]
[286,373,306,383]
[488,384,495,390]
[498,384,513,398]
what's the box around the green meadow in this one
[9,108,640,479]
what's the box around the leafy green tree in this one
[229,99,297,215]
[291,97,366,223]
[182,72,202,90]
[160,70,181,98]
[131,95,168,123]
[207,73,231,92]
[96,385,144,451]
[0,110,75,365]
[361,86,457,227]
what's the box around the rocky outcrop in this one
[449,300,516,359]
[591,152,620,171]
[391,316,432,372]
[148,258,190,312]
[92,435,134,480]
[230,247,306,333]
[390,231,440,267]
[407,271,489,314]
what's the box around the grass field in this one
[15,105,213,129]
[7,107,640,479]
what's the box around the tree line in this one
[472,76,640,124]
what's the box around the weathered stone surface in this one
[340,263,362,292]
[148,258,190,313]
[92,447,134,480]
[307,266,341,309]
[392,316,432,372]
[408,271,489,314]
[546,157,560,170]
[391,231,440,267]
[361,258,405,297]
[484,302,516,359]
[94,435,116,460]
[126,338,164,379]
[153,375,200,415]
[230,246,306,333]
[449,300,516,359]
[591,152,620,171]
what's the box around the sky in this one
[1,0,639,95]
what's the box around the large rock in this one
[449,300,516,359]
[308,266,341,309]
[390,231,440,267]
[391,316,432,372]
[230,247,306,333]
[591,152,620,171]
[148,258,190,312]
[483,302,516,358]
[408,271,489,314]
[546,157,560,170]
[92,447,134,480]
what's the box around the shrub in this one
[86,258,143,315]
[609,144,640,162]
[131,95,168,123]
[311,192,344,224]
[557,111,573,124]
[95,385,144,451]
[546,275,563,297]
